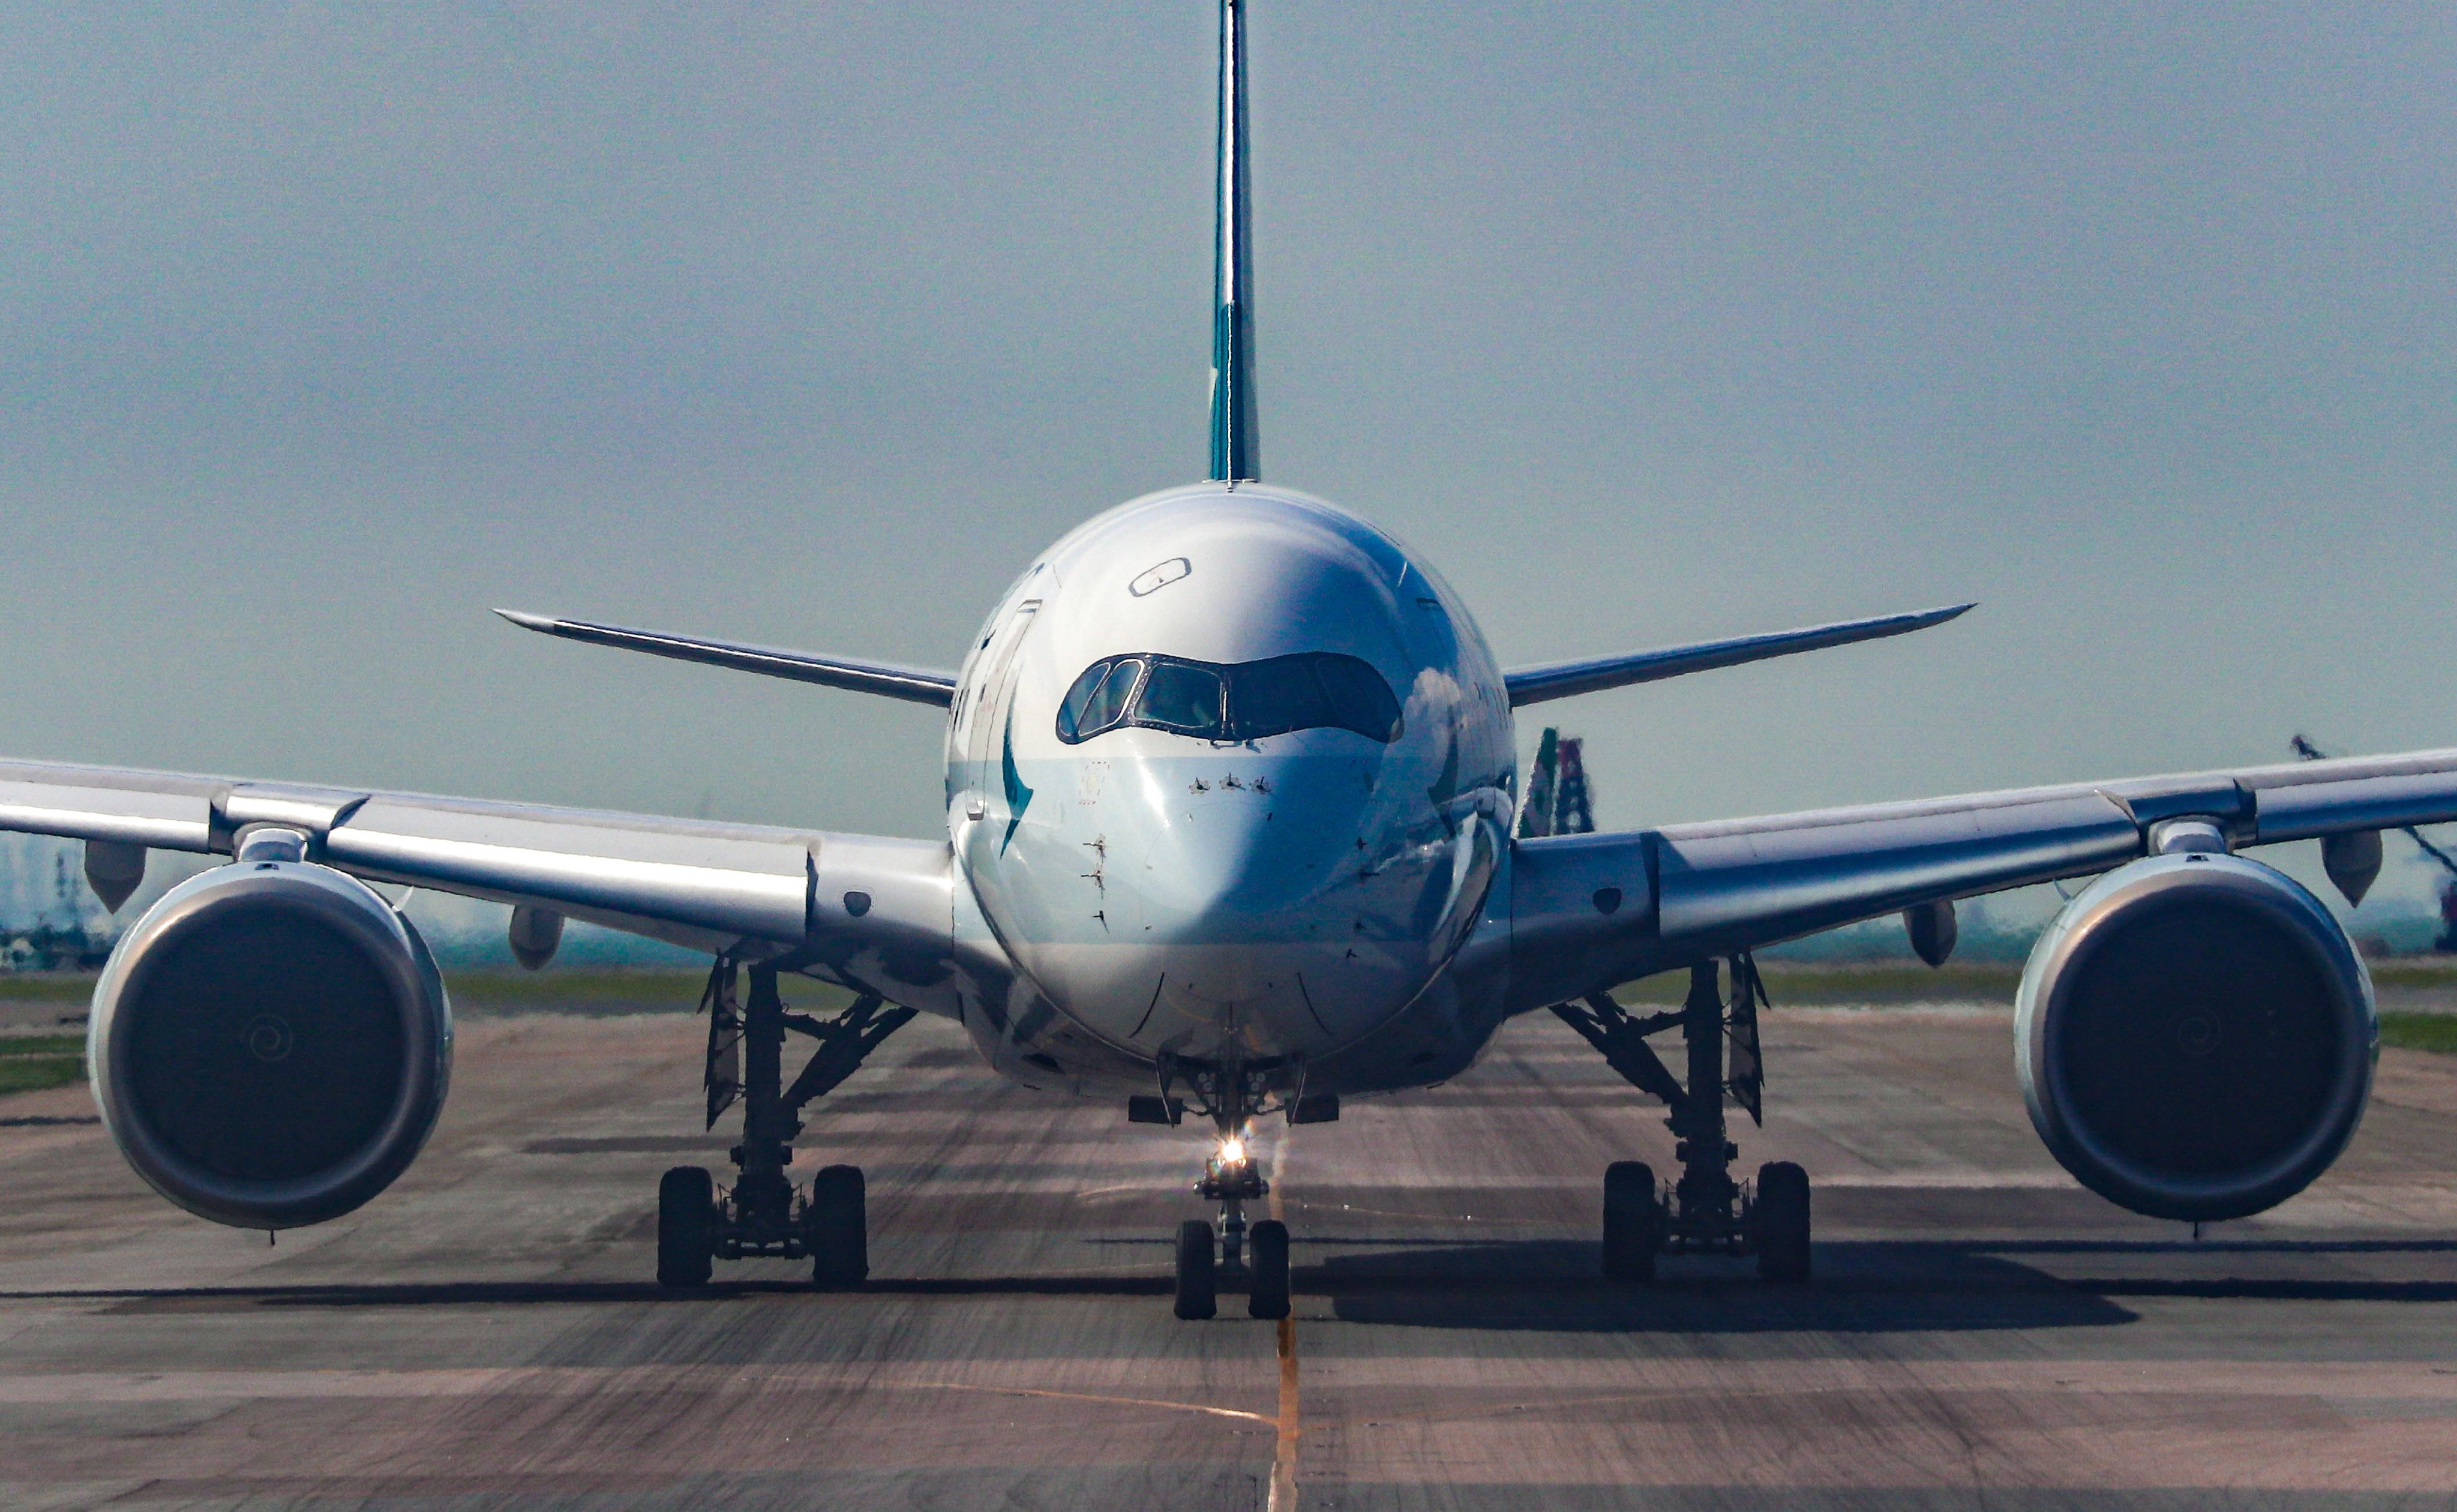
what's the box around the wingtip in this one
[1928,601,1978,623]
[494,608,558,632]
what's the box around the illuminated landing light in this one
[1219,1136,1246,1166]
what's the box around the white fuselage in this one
[943,483,1519,1093]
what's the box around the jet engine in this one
[88,843,452,1229]
[2016,850,2374,1222]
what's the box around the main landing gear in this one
[1157,1062,1293,1321]
[1553,956,1812,1284]
[655,957,914,1289]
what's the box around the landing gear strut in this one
[655,958,914,1289]
[1552,956,1812,1283]
[1165,1061,1292,1321]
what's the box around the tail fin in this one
[1208,0,1259,482]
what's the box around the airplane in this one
[5,0,2446,1322]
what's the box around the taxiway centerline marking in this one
[1267,1129,1300,1512]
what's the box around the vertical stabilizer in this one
[1208,0,1259,482]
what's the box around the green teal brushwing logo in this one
[1000,708,1034,853]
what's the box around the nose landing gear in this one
[1553,956,1813,1284]
[1174,1133,1292,1320]
[1165,1064,1294,1321]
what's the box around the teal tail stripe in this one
[1208,0,1259,482]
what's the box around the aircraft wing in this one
[1507,745,2457,1010]
[495,610,958,707]
[0,759,961,1015]
[1502,604,1972,707]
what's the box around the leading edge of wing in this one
[497,610,957,708]
[1504,743,2457,1010]
[1501,603,1974,708]
[0,754,963,1012]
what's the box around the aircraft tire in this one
[1601,1160,1661,1282]
[807,1164,869,1287]
[656,1166,715,1288]
[1247,1219,1291,1319]
[1173,1219,1217,1320]
[1754,1161,1812,1283]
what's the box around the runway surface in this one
[4,983,2456,1510]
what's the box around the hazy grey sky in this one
[5,3,2453,910]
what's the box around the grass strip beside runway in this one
[2380,1011,2457,1054]
[0,1034,83,1095]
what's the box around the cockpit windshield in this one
[1057,652,1403,745]
[1137,662,1226,737]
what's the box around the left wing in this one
[1503,604,1972,707]
[0,759,962,1016]
[1508,745,2457,1010]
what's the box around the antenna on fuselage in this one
[1208,0,1260,482]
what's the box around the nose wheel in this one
[1172,1211,1290,1321]
[1247,1218,1291,1318]
[1173,1219,1216,1319]
[1171,1121,1291,1320]
[1157,1060,1300,1320]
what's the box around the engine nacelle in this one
[88,856,452,1229]
[2017,851,2374,1222]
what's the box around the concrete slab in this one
[2,992,2454,1509]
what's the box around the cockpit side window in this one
[1058,656,1145,742]
[1055,651,1402,745]
[1083,656,1144,733]
[1056,659,1110,742]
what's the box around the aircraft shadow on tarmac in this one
[0,1261,2078,1325]
[1295,1240,2127,1333]
[1297,1237,2457,1331]
[12,1238,2456,1320]
[20,1275,1178,1315]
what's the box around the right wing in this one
[1507,745,2457,1010]
[496,610,958,707]
[0,759,966,1016]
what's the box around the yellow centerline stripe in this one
[1267,1129,1300,1511]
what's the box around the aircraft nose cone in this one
[976,739,1490,1063]
[1126,757,1366,940]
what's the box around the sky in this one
[4,2,2455,933]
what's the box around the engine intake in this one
[89,857,452,1229]
[2017,851,2374,1222]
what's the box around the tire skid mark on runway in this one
[1843,1341,1999,1502]
[903,1379,1275,1426]
[1282,1198,1521,1225]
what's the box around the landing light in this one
[1219,1136,1245,1166]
